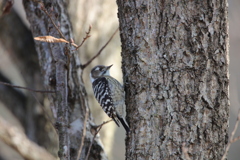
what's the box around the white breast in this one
[90,73,95,83]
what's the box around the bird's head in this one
[90,65,113,82]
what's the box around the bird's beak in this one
[106,64,113,70]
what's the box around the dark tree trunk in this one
[117,0,229,159]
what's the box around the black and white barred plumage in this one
[90,65,130,132]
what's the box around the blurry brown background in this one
[0,0,239,160]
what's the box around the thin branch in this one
[231,135,240,143]
[80,28,119,69]
[33,1,91,49]
[39,3,66,40]
[34,35,68,43]
[37,2,78,48]
[221,109,240,160]
[0,116,56,160]
[77,108,89,160]
[0,81,55,93]
[85,120,113,160]
[74,25,92,51]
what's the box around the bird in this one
[90,64,130,132]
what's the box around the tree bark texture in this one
[23,0,107,160]
[117,0,229,159]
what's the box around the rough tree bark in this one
[117,0,229,159]
[21,0,107,160]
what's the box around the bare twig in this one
[0,116,56,160]
[221,109,240,160]
[34,35,78,48]
[80,28,119,69]
[231,135,240,143]
[34,35,68,43]
[0,81,55,93]
[37,2,79,48]
[74,25,92,51]
[85,120,113,160]
[77,108,89,160]
[39,3,66,40]
[182,143,191,160]
[33,1,92,49]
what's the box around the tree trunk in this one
[22,0,107,160]
[117,0,229,159]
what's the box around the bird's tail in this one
[118,116,130,133]
[112,117,120,127]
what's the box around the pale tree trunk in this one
[117,0,229,159]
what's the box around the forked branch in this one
[34,2,91,49]
[0,81,55,93]
[85,120,113,160]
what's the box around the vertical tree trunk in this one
[117,0,229,159]
[22,0,107,160]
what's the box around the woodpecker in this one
[90,65,130,132]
